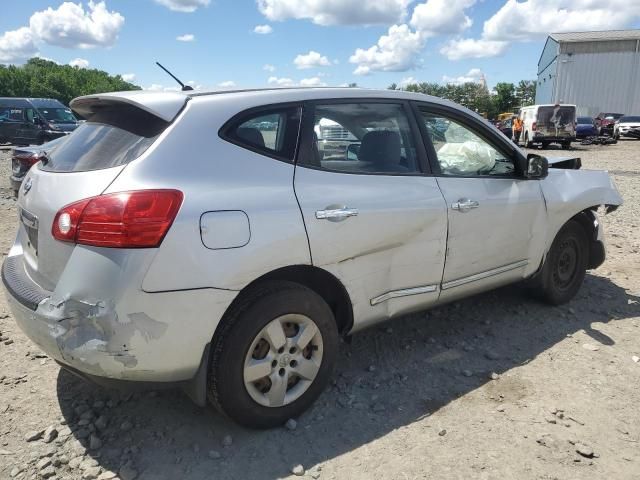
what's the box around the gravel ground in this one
[0,141,639,480]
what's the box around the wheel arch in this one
[223,265,354,336]
[541,207,603,272]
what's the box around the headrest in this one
[236,127,265,148]
[359,130,401,166]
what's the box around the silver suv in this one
[2,88,622,428]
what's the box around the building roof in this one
[550,29,640,43]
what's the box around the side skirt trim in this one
[441,260,529,291]
[370,285,438,306]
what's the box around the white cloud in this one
[263,64,276,72]
[440,38,508,60]
[349,24,425,75]
[257,0,412,26]
[410,0,474,37]
[121,73,135,82]
[253,24,273,34]
[442,67,484,85]
[483,0,640,42]
[218,80,236,88]
[0,27,37,63]
[299,77,327,87]
[29,1,124,49]
[69,57,89,68]
[154,0,210,12]
[267,76,327,87]
[268,76,296,87]
[294,50,331,69]
[399,76,418,88]
[176,33,195,42]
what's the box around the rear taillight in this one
[13,152,41,169]
[52,190,183,248]
[532,122,537,131]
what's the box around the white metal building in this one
[536,30,640,116]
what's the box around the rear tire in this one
[525,132,533,148]
[561,141,571,150]
[530,220,588,305]
[541,141,549,149]
[207,281,338,429]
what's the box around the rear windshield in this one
[537,106,575,127]
[620,116,640,122]
[577,117,593,124]
[40,104,168,173]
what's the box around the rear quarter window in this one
[222,105,301,163]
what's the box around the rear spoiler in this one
[70,91,188,123]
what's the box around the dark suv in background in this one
[0,98,79,145]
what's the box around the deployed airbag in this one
[437,141,497,174]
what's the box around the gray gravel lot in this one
[0,140,639,480]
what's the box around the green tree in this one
[493,82,517,113]
[0,58,140,106]
[515,80,536,107]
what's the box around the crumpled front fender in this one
[540,168,623,250]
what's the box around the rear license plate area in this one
[19,207,39,254]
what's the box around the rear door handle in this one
[451,198,479,212]
[316,207,359,221]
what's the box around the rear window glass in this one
[577,117,593,123]
[40,123,157,172]
[620,116,640,122]
[40,104,168,173]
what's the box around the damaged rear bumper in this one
[2,251,237,384]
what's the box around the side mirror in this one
[525,153,548,179]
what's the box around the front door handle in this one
[316,207,359,221]
[451,198,479,212]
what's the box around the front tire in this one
[207,281,338,429]
[531,220,588,305]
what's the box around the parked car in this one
[0,98,79,145]
[519,104,576,149]
[575,116,598,139]
[497,117,513,139]
[10,137,66,197]
[613,115,640,140]
[1,88,622,428]
[595,112,624,137]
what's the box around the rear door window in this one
[223,106,301,162]
[40,104,168,173]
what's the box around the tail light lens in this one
[13,152,41,170]
[532,122,537,131]
[52,190,183,248]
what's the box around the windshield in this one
[603,113,623,120]
[39,107,77,123]
[620,116,640,123]
[577,117,593,124]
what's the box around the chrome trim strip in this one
[441,260,529,290]
[370,285,438,306]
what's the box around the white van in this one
[519,104,576,149]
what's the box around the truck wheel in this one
[530,220,588,305]
[207,281,338,429]
[561,141,571,150]
[524,132,533,148]
[541,141,549,149]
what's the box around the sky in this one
[1,0,640,92]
